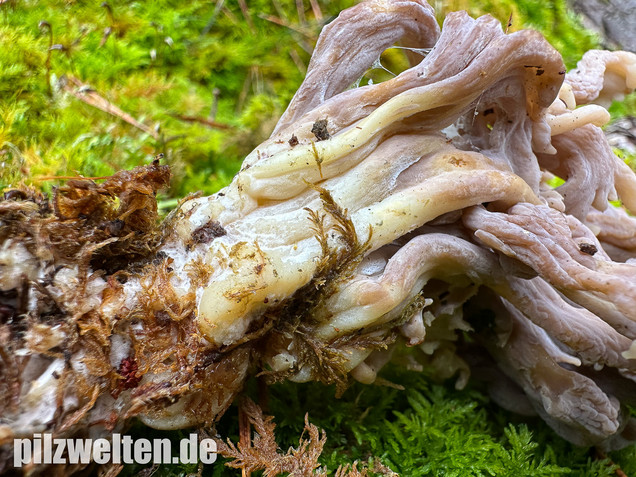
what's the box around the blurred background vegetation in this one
[1,0,635,475]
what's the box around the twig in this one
[256,13,315,53]
[62,76,160,140]
[201,0,225,35]
[168,113,231,130]
[101,2,115,26]
[296,0,306,26]
[221,5,240,26]
[38,21,53,96]
[505,12,513,34]
[236,66,254,113]
[209,87,221,121]
[237,0,255,33]
[257,13,314,38]
[595,448,629,477]
[271,0,287,20]
[309,0,323,21]
[289,48,307,74]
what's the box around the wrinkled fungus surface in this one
[3,0,636,470]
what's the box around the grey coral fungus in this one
[2,0,636,471]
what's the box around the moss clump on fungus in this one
[251,186,377,395]
[2,159,169,275]
[0,162,252,457]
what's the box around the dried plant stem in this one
[63,76,160,140]
[239,402,252,477]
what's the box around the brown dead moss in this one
[217,398,394,477]
[1,158,170,274]
[0,159,176,430]
[300,185,373,324]
[251,186,379,394]
[113,253,249,425]
[0,159,237,440]
[0,164,390,439]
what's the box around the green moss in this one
[505,0,599,69]
[0,0,351,197]
[119,368,631,476]
[212,369,626,476]
[1,0,629,196]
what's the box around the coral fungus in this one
[2,0,636,471]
